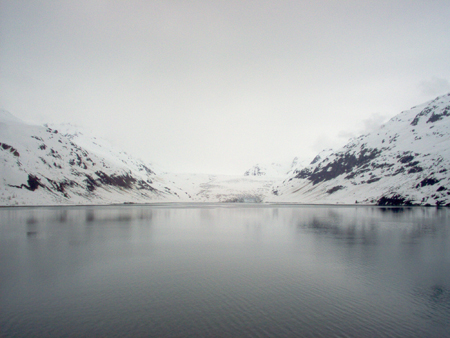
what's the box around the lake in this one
[1,204,450,337]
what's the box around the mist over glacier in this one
[1,1,450,174]
[2,93,450,206]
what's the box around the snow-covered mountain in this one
[244,157,306,177]
[3,93,450,206]
[0,110,184,205]
[244,162,288,177]
[269,93,450,206]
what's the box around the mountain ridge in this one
[269,93,450,206]
[2,93,450,206]
[0,111,184,205]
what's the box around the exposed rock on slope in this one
[4,93,450,206]
[0,110,182,205]
[270,94,450,206]
[244,157,306,177]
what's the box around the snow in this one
[0,111,281,206]
[269,93,450,206]
[2,93,450,206]
[161,173,280,202]
[244,157,308,177]
[0,112,182,205]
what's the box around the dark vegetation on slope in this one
[377,194,414,206]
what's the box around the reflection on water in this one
[1,204,449,337]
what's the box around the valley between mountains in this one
[2,93,450,206]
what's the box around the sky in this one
[1,1,450,174]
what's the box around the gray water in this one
[1,204,449,337]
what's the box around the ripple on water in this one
[1,205,450,337]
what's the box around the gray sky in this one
[1,1,450,174]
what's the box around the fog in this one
[1,1,450,174]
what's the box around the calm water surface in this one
[1,204,450,337]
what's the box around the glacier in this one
[1,93,450,206]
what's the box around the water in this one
[1,204,450,337]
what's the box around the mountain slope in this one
[244,157,307,177]
[270,93,450,206]
[244,162,290,177]
[0,110,182,205]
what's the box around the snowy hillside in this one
[46,122,165,176]
[0,110,184,205]
[269,93,450,206]
[3,93,450,206]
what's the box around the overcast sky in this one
[1,1,450,174]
